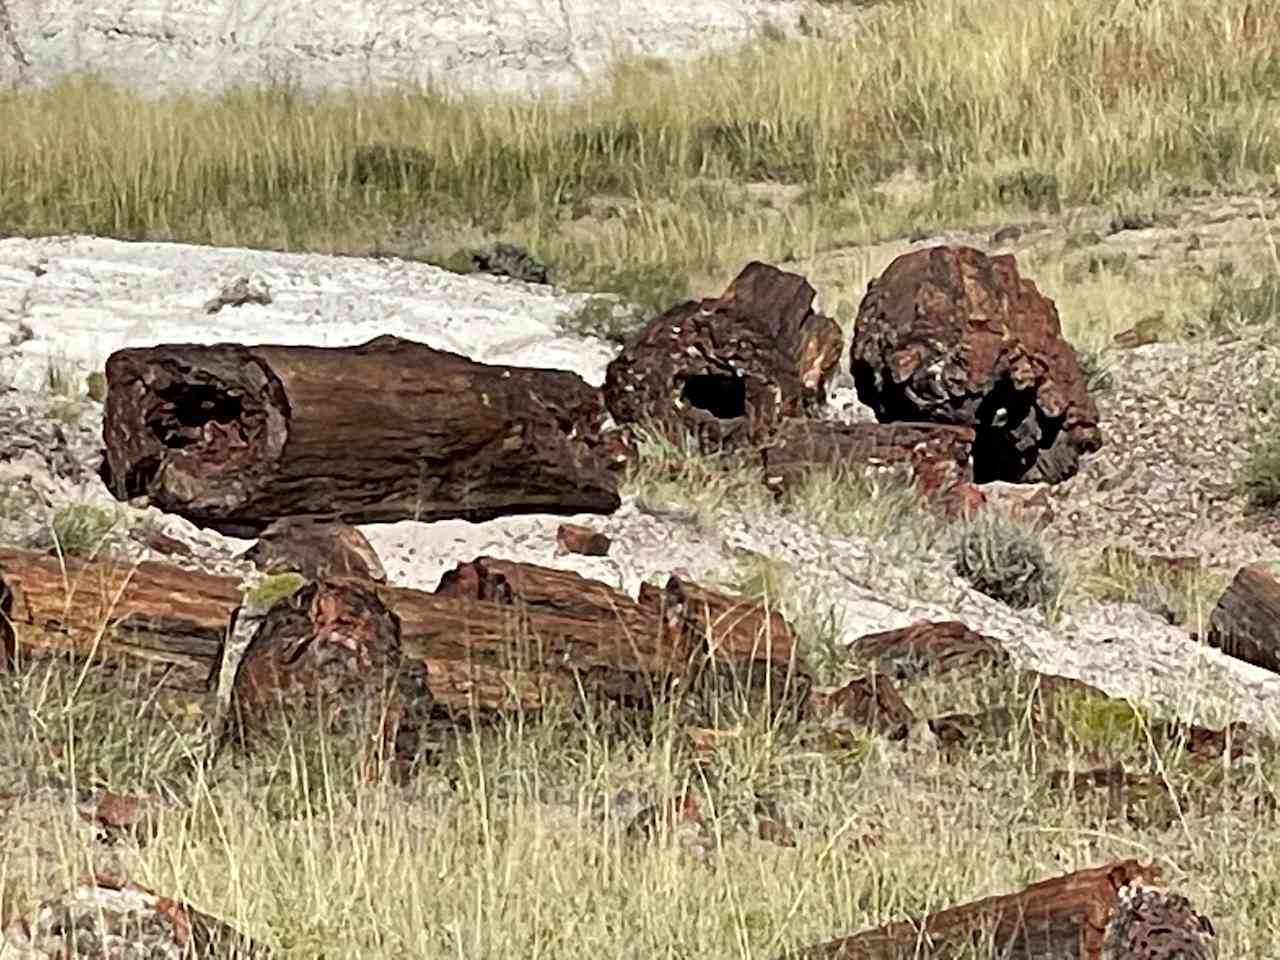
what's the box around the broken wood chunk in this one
[805,675,915,740]
[603,262,843,450]
[777,860,1215,960]
[850,620,1010,680]
[1206,563,1280,674]
[100,334,619,537]
[556,522,612,556]
[760,419,975,496]
[241,516,386,582]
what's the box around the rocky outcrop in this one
[850,245,1102,484]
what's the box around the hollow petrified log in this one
[1206,563,1280,674]
[100,334,620,537]
[780,860,1216,960]
[602,261,843,449]
[760,419,975,492]
[0,546,240,690]
[850,245,1102,484]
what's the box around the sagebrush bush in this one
[1238,434,1280,508]
[28,501,123,558]
[950,514,1063,610]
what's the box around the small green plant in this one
[1075,347,1114,395]
[241,572,308,614]
[43,355,78,399]
[1205,273,1280,335]
[28,502,123,558]
[446,241,551,285]
[1238,433,1280,508]
[992,168,1060,212]
[85,371,108,403]
[950,514,1062,610]
[560,296,644,347]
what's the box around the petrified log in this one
[556,522,612,556]
[100,334,620,537]
[433,557,807,707]
[241,516,386,581]
[0,546,240,691]
[760,419,974,492]
[603,261,843,450]
[1206,563,1280,674]
[779,860,1216,960]
[849,620,1010,679]
[850,245,1102,484]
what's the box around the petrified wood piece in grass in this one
[851,245,1102,484]
[241,516,386,582]
[100,334,620,537]
[849,620,1011,680]
[432,557,807,708]
[778,860,1216,960]
[1205,563,1280,674]
[805,675,915,740]
[759,419,975,495]
[0,546,240,691]
[1,873,270,960]
[603,261,843,449]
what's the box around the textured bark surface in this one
[760,419,975,494]
[849,620,1011,679]
[1206,563,1280,674]
[603,262,843,450]
[0,546,240,691]
[241,516,386,581]
[779,861,1170,959]
[850,245,1102,484]
[101,334,620,537]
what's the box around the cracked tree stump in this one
[100,334,620,537]
[602,261,843,450]
[1206,563,1280,674]
[779,860,1215,960]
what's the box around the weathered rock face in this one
[850,245,1102,484]
[603,262,844,450]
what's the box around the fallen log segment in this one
[1206,563,1280,674]
[0,548,803,715]
[780,860,1216,960]
[100,334,620,537]
[603,262,843,450]
[0,546,240,690]
[760,419,975,494]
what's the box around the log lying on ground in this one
[780,860,1217,960]
[431,557,807,709]
[100,334,620,537]
[1,548,804,714]
[1206,563,1280,674]
[760,419,975,494]
[0,546,240,691]
[603,262,843,450]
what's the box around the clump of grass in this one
[992,168,1060,212]
[560,296,644,347]
[1075,346,1115,396]
[444,241,551,285]
[85,370,108,403]
[1078,544,1227,626]
[27,501,125,558]
[1205,272,1280,335]
[1237,433,1280,508]
[950,514,1063,610]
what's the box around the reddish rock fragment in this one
[806,675,915,740]
[555,523,611,557]
[1,873,268,958]
[850,620,1011,679]
[241,516,386,582]
[850,245,1102,484]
